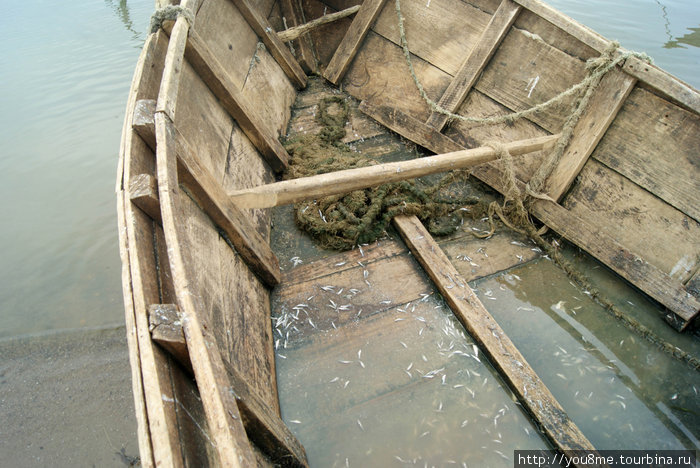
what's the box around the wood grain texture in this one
[562,160,700,285]
[324,0,388,84]
[591,86,700,222]
[279,0,319,73]
[544,68,637,201]
[393,215,597,457]
[185,28,290,173]
[229,133,558,209]
[129,173,162,223]
[156,112,257,467]
[426,0,522,131]
[230,0,307,88]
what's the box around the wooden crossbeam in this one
[279,0,319,74]
[543,68,636,201]
[393,215,596,460]
[229,134,558,209]
[278,5,361,42]
[147,303,309,467]
[426,0,522,131]
[129,173,162,223]
[323,0,388,84]
[185,28,290,173]
[229,0,307,88]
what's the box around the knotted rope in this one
[149,5,195,33]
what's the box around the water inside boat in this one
[270,77,700,466]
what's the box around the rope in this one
[394,0,697,370]
[149,5,195,34]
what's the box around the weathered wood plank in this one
[278,4,360,42]
[129,173,161,223]
[137,104,281,287]
[230,0,307,88]
[229,133,558,209]
[145,303,309,467]
[132,99,157,152]
[531,198,700,328]
[591,86,700,222]
[279,0,319,74]
[156,17,190,121]
[185,28,290,173]
[393,215,596,457]
[544,68,636,201]
[324,0,388,84]
[426,0,522,131]
[156,111,257,467]
[563,160,700,285]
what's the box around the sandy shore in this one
[0,325,139,467]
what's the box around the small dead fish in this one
[357,419,364,431]
[289,419,301,424]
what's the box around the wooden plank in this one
[591,86,700,222]
[137,103,281,287]
[360,100,463,153]
[229,133,559,209]
[156,17,189,121]
[145,303,309,467]
[392,215,596,457]
[279,0,319,73]
[323,0,388,84]
[512,0,700,112]
[426,0,522,131]
[185,28,290,173]
[543,68,636,201]
[156,111,257,467]
[129,173,161,223]
[563,160,700,284]
[278,5,360,42]
[531,199,700,328]
[230,0,308,88]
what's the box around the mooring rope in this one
[394,0,698,370]
[149,5,195,34]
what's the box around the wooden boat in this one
[117,0,699,465]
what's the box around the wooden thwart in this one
[230,0,307,88]
[147,303,308,467]
[229,133,559,209]
[323,0,388,84]
[393,215,596,459]
[279,0,318,73]
[426,0,522,131]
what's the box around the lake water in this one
[0,0,698,339]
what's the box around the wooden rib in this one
[426,0,522,131]
[512,0,700,112]
[147,303,309,467]
[136,99,281,286]
[156,17,189,121]
[393,215,597,457]
[229,133,559,209]
[230,0,307,88]
[279,0,319,74]
[129,173,162,223]
[278,5,361,42]
[544,68,636,201]
[156,111,257,467]
[366,102,699,328]
[359,100,464,153]
[185,28,290,173]
[323,0,388,85]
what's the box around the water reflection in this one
[105,0,142,41]
[664,27,700,49]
